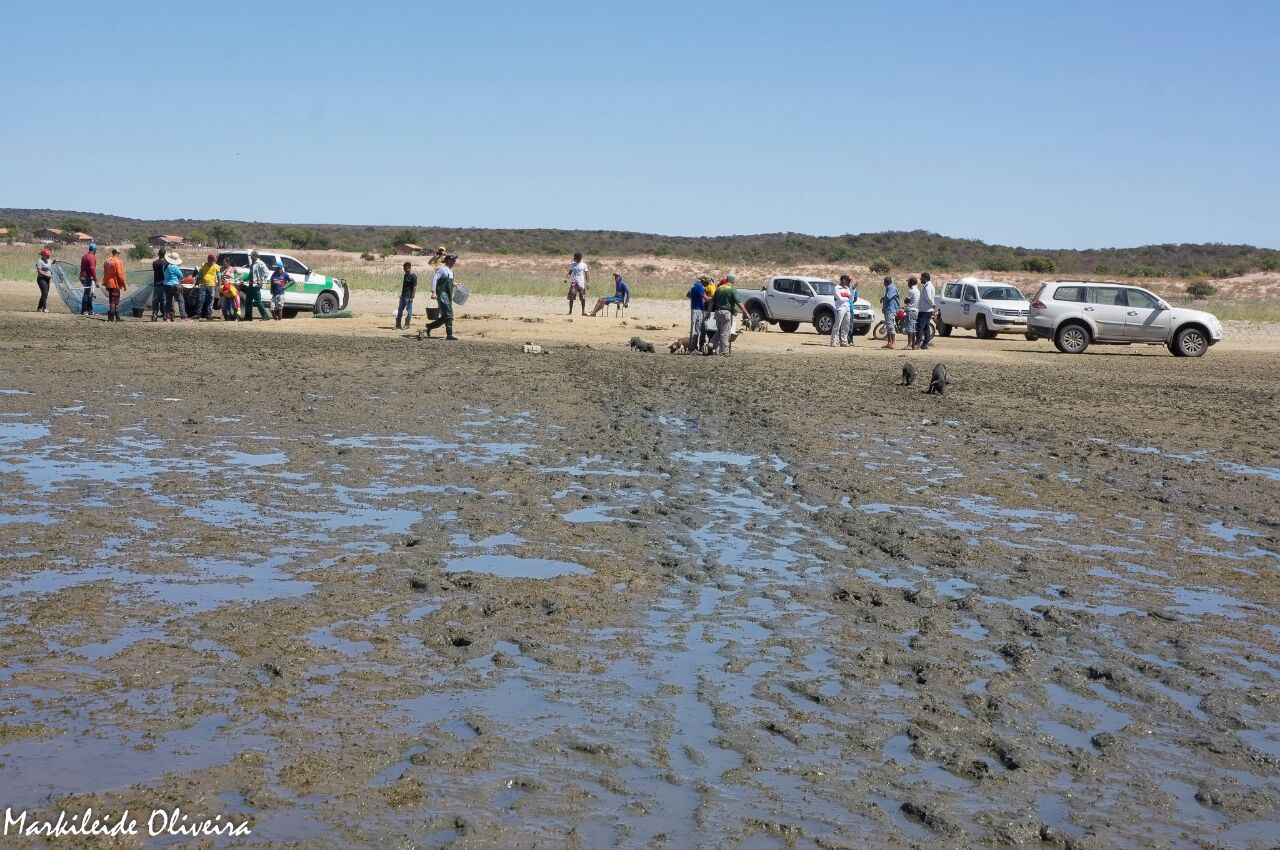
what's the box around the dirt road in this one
[0,297,1277,848]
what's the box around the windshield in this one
[979,286,1025,301]
[808,280,835,296]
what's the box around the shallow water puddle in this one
[445,554,592,578]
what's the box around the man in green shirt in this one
[711,274,751,355]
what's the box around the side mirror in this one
[1157,300,1170,310]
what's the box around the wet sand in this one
[0,307,1277,849]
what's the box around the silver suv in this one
[1027,281,1222,357]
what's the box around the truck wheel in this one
[314,291,339,315]
[1054,322,1090,354]
[747,303,766,326]
[779,321,800,333]
[872,321,887,340]
[813,310,834,336]
[283,308,299,319]
[937,320,952,337]
[975,315,994,339]
[1173,326,1208,357]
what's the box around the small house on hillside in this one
[149,234,185,248]
[34,228,64,241]
[74,232,94,243]
[396,243,424,255]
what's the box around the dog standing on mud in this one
[630,337,656,353]
[926,363,948,395]
[669,336,693,354]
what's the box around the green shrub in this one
[1259,256,1280,272]
[869,259,891,274]
[984,256,1017,272]
[1020,256,1056,273]
[1093,263,1110,275]
[127,239,153,261]
[1186,281,1216,300]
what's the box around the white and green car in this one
[216,251,350,316]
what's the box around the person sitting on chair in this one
[590,272,631,316]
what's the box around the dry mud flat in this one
[0,314,1277,849]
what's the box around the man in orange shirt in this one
[102,247,128,322]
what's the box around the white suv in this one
[1027,281,1222,357]
[936,277,1030,339]
[216,251,350,316]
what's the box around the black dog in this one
[629,336,656,353]
[900,363,916,387]
[926,363,948,395]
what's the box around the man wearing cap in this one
[35,248,53,313]
[422,253,459,340]
[710,274,750,355]
[268,261,291,320]
[102,247,128,322]
[78,243,98,316]
[244,251,270,321]
[195,254,220,320]
[831,274,853,347]
[396,261,417,330]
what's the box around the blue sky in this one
[2,0,1277,248]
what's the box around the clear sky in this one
[3,0,1277,249]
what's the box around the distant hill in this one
[2,208,1276,280]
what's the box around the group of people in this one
[395,247,458,339]
[146,248,292,323]
[36,244,300,324]
[564,252,632,317]
[687,274,750,355]
[878,271,938,350]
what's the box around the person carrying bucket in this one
[422,253,459,340]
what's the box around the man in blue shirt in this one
[589,272,631,316]
[880,276,900,349]
[687,277,708,350]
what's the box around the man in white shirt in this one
[566,252,589,316]
[917,272,936,350]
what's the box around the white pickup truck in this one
[738,276,874,336]
[935,277,1031,339]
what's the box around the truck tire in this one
[975,315,994,339]
[779,321,800,333]
[1054,322,1090,354]
[314,291,339,315]
[937,320,952,337]
[813,310,834,336]
[1172,325,1208,357]
[747,303,767,326]
[283,308,299,319]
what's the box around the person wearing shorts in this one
[880,276,900,349]
[566,252,589,315]
[904,277,919,349]
[268,261,290,320]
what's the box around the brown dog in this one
[669,336,693,354]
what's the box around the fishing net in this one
[51,260,155,316]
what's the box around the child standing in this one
[219,263,240,320]
[396,261,417,329]
[268,261,290,320]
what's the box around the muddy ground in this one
[0,310,1277,850]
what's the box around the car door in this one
[769,279,803,321]
[1084,286,1129,340]
[1123,288,1172,341]
[938,282,962,324]
[792,281,818,322]
[960,283,979,327]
